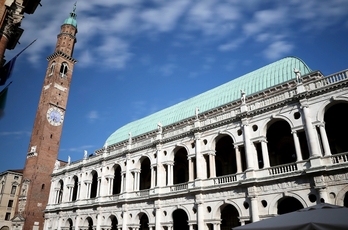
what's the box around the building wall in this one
[0,170,22,230]
[45,68,348,230]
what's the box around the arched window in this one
[57,180,64,204]
[60,62,68,78]
[49,61,56,76]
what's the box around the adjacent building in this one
[44,55,348,230]
[0,170,23,230]
[0,0,41,65]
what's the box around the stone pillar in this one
[318,123,332,156]
[120,173,125,193]
[209,152,216,178]
[97,177,101,197]
[156,144,166,187]
[97,212,102,230]
[168,163,174,185]
[151,166,156,188]
[242,119,256,170]
[155,200,161,230]
[196,194,205,230]
[122,204,128,230]
[77,182,81,200]
[301,104,321,157]
[188,157,194,181]
[234,146,242,173]
[125,155,132,192]
[250,195,259,222]
[260,139,270,168]
[195,133,206,179]
[317,186,329,203]
[292,130,303,161]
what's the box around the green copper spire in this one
[64,2,77,27]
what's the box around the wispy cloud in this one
[60,145,95,153]
[19,0,348,68]
[0,131,31,136]
[87,110,99,123]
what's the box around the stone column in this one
[168,162,174,185]
[234,146,242,173]
[125,155,132,192]
[195,133,206,179]
[317,186,329,203]
[242,119,256,170]
[120,173,125,193]
[122,204,128,230]
[209,152,216,178]
[156,144,166,187]
[292,130,303,161]
[318,123,332,156]
[250,195,259,222]
[97,177,101,197]
[151,166,156,188]
[196,194,205,230]
[77,182,81,200]
[301,104,321,157]
[188,157,194,181]
[155,200,161,230]
[260,139,270,168]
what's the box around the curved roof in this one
[64,3,77,27]
[106,56,311,146]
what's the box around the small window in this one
[60,62,68,78]
[49,61,56,76]
[8,200,13,207]
[5,212,11,220]
[14,176,19,180]
[10,185,16,195]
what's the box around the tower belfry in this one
[13,4,78,230]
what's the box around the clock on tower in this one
[14,4,78,230]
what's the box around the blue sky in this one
[0,0,348,172]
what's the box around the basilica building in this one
[43,54,348,230]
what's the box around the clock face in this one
[47,107,64,126]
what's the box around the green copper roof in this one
[64,3,77,27]
[106,56,311,146]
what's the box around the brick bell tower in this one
[13,4,78,230]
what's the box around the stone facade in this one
[45,66,348,230]
[0,170,22,230]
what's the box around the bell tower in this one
[14,4,78,230]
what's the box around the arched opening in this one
[220,204,240,229]
[90,171,98,198]
[267,120,296,166]
[173,209,189,230]
[277,197,304,214]
[60,62,68,77]
[139,213,149,230]
[72,176,78,201]
[67,218,73,230]
[344,192,348,207]
[86,217,93,230]
[140,158,151,190]
[174,148,189,184]
[57,180,64,204]
[113,165,122,194]
[215,135,237,176]
[324,103,348,154]
[109,215,118,230]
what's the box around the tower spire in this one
[64,2,77,27]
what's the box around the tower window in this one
[60,62,68,78]
[49,61,56,76]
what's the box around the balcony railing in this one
[330,152,348,164]
[268,162,298,175]
[170,182,188,191]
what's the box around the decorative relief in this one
[54,83,67,92]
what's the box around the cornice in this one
[47,50,77,63]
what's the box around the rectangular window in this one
[8,200,13,207]
[11,186,16,194]
[5,212,11,220]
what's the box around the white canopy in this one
[233,203,348,230]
